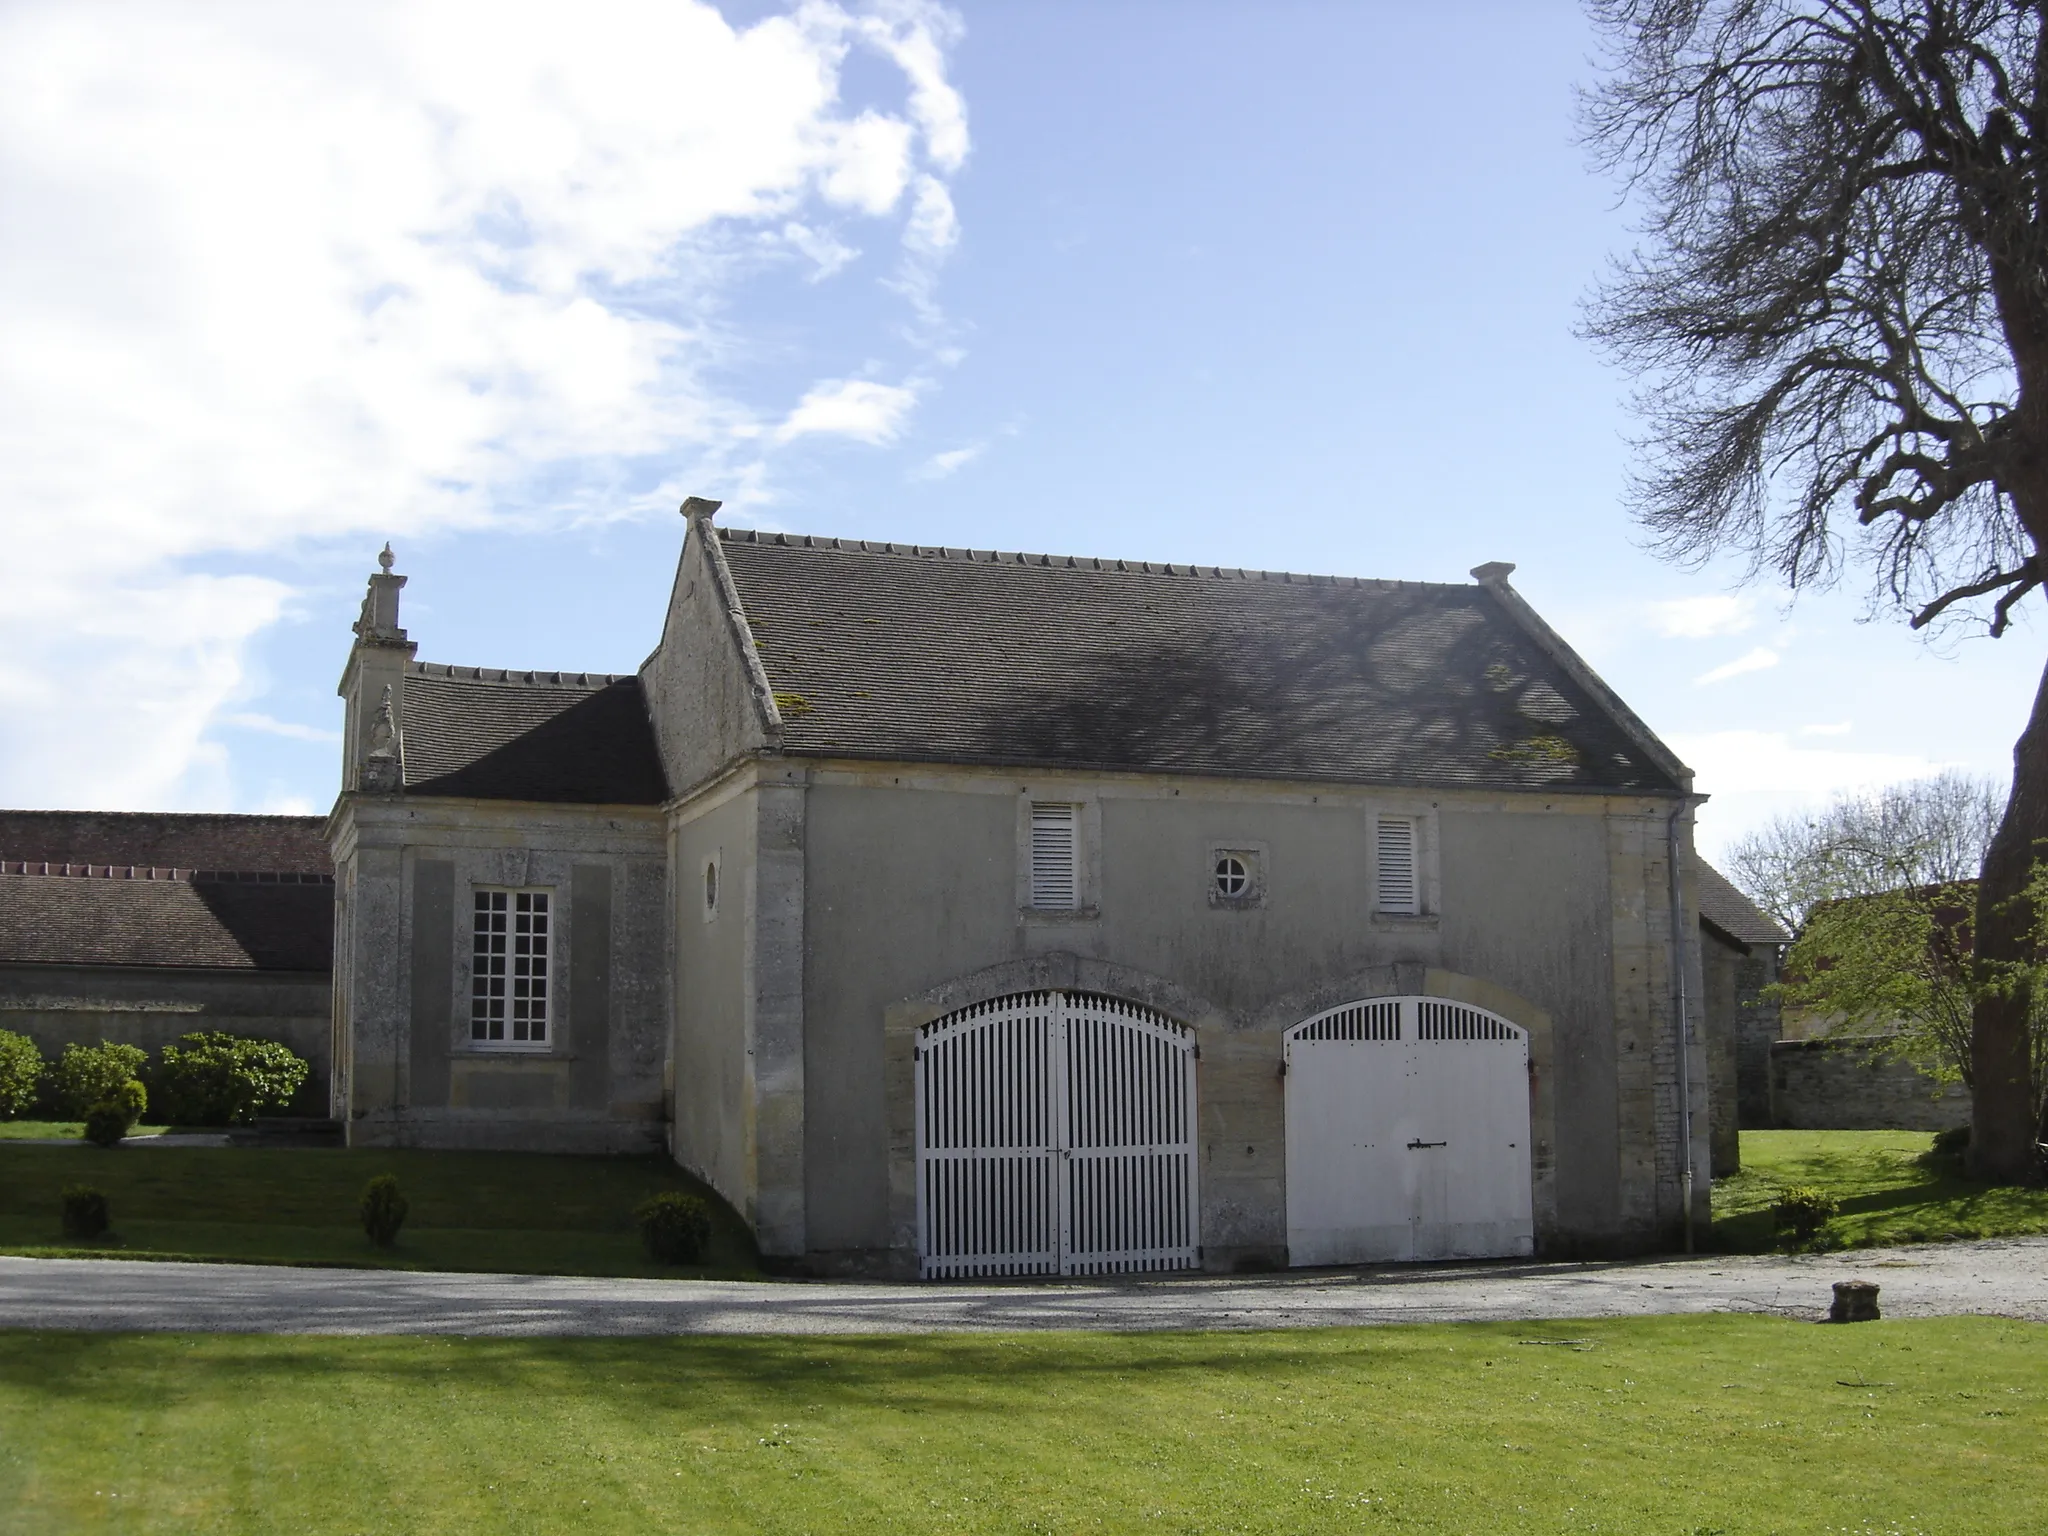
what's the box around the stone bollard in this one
[1828,1280,1881,1323]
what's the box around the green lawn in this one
[0,1144,757,1279]
[1713,1129,2048,1252]
[1,1315,2041,1534]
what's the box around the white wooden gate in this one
[916,990,1199,1279]
[1284,996,1533,1266]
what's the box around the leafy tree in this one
[1582,1,2048,1176]
[1727,770,2003,929]
[1774,879,1978,1085]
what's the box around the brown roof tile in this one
[0,871,333,971]
[0,810,330,874]
[401,666,669,804]
[715,530,1683,792]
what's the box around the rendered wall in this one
[668,782,760,1220]
[0,963,331,1104]
[793,765,1700,1273]
[331,798,668,1152]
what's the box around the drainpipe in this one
[1667,802,1696,1254]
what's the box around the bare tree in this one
[1583,1,2048,1175]
[1727,769,2005,930]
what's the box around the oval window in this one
[1214,854,1248,897]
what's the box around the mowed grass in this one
[0,1144,757,1278]
[1713,1129,2048,1252]
[2,1316,2043,1534]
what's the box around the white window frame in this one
[469,886,554,1050]
[1373,815,1421,916]
[1017,794,1099,917]
[1028,801,1081,910]
[1207,842,1268,909]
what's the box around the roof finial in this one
[681,496,723,523]
[1470,561,1516,586]
[378,542,396,573]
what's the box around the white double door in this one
[915,990,1200,1279]
[1285,996,1534,1265]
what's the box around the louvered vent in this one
[1375,816,1418,913]
[1293,1001,1402,1042]
[1416,1000,1522,1041]
[1030,802,1080,908]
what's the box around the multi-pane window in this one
[1029,802,1080,909]
[1214,854,1249,897]
[1374,817,1419,914]
[471,889,550,1045]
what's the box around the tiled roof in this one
[714,530,1684,792]
[0,869,333,971]
[401,665,669,804]
[0,810,329,874]
[1696,861,1791,946]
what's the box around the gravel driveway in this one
[2,1237,2045,1336]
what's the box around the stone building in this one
[329,500,1715,1275]
[1694,860,1789,1174]
[0,811,333,1097]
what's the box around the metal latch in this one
[1406,1139,1447,1150]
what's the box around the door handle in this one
[1406,1139,1447,1150]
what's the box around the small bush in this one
[50,1042,147,1119]
[60,1186,109,1240]
[635,1191,713,1265]
[148,1031,311,1126]
[1772,1185,1840,1248]
[0,1030,44,1119]
[360,1175,408,1248]
[82,1080,146,1147]
[1930,1124,1971,1159]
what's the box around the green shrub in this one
[60,1186,109,1240]
[360,1175,408,1248]
[0,1030,44,1119]
[148,1032,310,1126]
[634,1191,713,1265]
[82,1079,147,1147]
[1772,1185,1841,1248]
[50,1041,147,1119]
[1929,1124,1971,1159]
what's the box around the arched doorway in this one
[1285,995,1534,1265]
[915,990,1199,1279]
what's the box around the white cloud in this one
[0,0,967,809]
[222,713,344,745]
[910,442,984,481]
[1671,730,1944,799]
[775,379,919,444]
[1647,594,1755,639]
[1799,720,1853,737]
[1694,646,1780,685]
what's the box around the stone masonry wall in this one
[1769,1036,1970,1132]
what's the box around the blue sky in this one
[3,0,2039,859]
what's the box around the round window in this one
[1213,854,1249,897]
[705,859,719,913]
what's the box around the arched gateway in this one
[914,990,1199,1279]
[1285,996,1535,1265]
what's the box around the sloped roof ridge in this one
[0,862,332,884]
[409,661,633,687]
[716,526,1440,592]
